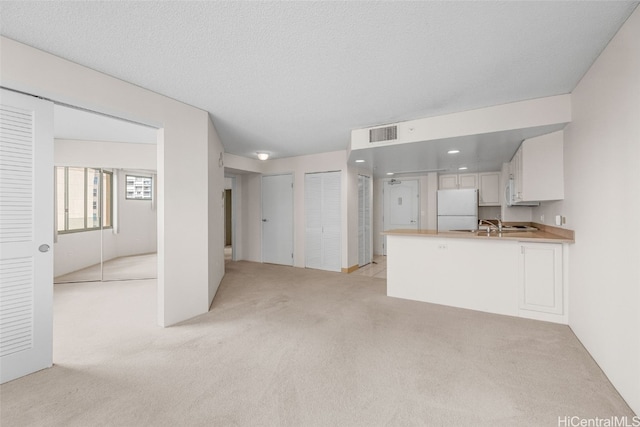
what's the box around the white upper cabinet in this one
[438,174,459,190]
[439,172,501,206]
[511,130,564,203]
[478,172,501,206]
[439,173,477,189]
[458,173,477,189]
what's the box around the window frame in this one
[56,166,113,234]
[125,174,153,201]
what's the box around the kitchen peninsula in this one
[383,224,574,324]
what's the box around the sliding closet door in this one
[304,171,341,272]
[358,175,372,267]
[0,89,54,383]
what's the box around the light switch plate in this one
[555,215,562,226]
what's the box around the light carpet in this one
[0,261,634,426]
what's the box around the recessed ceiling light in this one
[256,152,269,161]
[355,159,365,163]
[458,166,468,170]
[386,172,394,175]
[448,149,460,154]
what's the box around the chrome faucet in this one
[477,218,503,232]
[478,219,496,232]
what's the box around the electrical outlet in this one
[438,243,447,250]
[555,215,562,226]
[540,214,545,223]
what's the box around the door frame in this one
[382,178,420,255]
[358,174,373,267]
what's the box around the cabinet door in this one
[438,174,458,190]
[519,244,562,314]
[478,172,500,206]
[458,173,478,189]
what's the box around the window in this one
[126,175,153,200]
[56,167,113,233]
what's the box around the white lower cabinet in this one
[518,243,563,315]
[385,234,568,324]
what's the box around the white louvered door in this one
[0,89,54,384]
[358,175,371,267]
[304,171,341,272]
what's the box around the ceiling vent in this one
[369,125,397,143]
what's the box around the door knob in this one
[262,219,268,222]
[38,244,50,253]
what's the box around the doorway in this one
[382,179,419,255]
[224,175,235,262]
[52,105,158,284]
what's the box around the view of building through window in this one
[126,175,152,200]
[56,167,112,233]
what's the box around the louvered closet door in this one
[0,90,54,384]
[304,174,323,270]
[304,171,341,272]
[321,172,341,272]
[358,175,371,267]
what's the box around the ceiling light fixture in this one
[386,172,394,175]
[458,166,468,170]
[448,149,460,154]
[355,159,365,163]
[256,152,269,161]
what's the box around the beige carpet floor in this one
[1,261,634,426]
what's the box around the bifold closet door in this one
[304,171,341,272]
[358,175,372,267]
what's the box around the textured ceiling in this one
[1,1,637,160]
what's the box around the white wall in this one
[534,8,640,413]
[2,37,222,326]
[54,139,156,170]
[236,172,263,263]
[207,117,225,307]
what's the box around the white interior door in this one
[0,89,54,384]
[261,174,293,266]
[383,179,419,255]
[358,175,372,267]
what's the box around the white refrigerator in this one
[437,189,478,231]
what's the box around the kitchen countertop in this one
[383,223,575,243]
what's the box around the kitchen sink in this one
[448,225,538,233]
